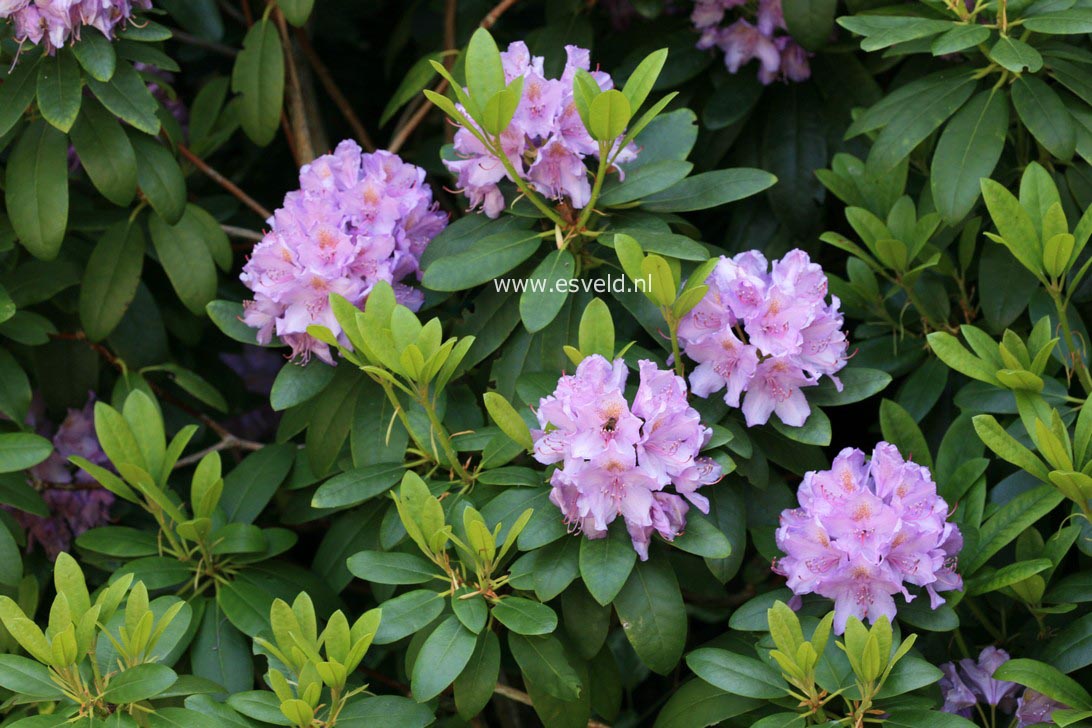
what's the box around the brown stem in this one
[167,28,239,57]
[173,435,265,469]
[294,29,376,152]
[273,8,316,164]
[481,0,520,28]
[494,684,611,727]
[177,144,273,220]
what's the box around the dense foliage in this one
[0,0,1090,726]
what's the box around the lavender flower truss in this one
[678,249,848,428]
[941,647,1071,726]
[691,0,811,83]
[532,355,722,560]
[774,442,963,633]
[240,140,448,364]
[11,395,113,560]
[444,41,638,218]
[1,0,151,53]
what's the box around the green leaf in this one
[132,134,187,224]
[271,360,334,411]
[465,28,505,112]
[578,297,615,360]
[866,73,976,173]
[0,654,62,699]
[207,300,273,347]
[580,527,636,606]
[149,207,218,315]
[278,0,315,26]
[931,24,990,54]
[621,48,668,113]
[520,250,576,333]
[380,53,444,126]
[452,588,488,634]
[232,18,284,146]
[640,169,777,212]
[337,696,434,727]
[686,648,786,699]
[102,664,178,704]
[191,604,253,696]
[971,415,1051,483]
[36,49,82,133]
[75,526,157,557]
[837,15,954,51]
[373,590,445,644]
[483,392,533,451]
[87,60,160,135]
[670,511,732,559]
[808,368,891,406]
[509,633,582,701]
[989,36,1042,73]
[227,691,291,725]
[590,89,632,142]
[598,160,693,207]
[305,367,362,476]
[782,0,838,49]
[0,522,21,587]
[0,349,32,423]
[0,433,52,473]
[654,680,762,728]
[0,55,40,138]
[614,558,686,674]
[70,96,139,207]
[931,89,1009,224]
[493,597,558,635]
[411,616,477,702]
[454,630,500,720]
[964,484,1064,573]
[346,550,437,585]
[5,121,68,260]
[1012,75,1075,160]
[80,220,145,341]
[927,332,999,385]
[220,444,295,524]
[422,229,542,291]
[72,27,117,81]
[993,658,1092,709]
[312,463,404,509]
[965,558,1052,595]
[980,178,1043,276]
[879,399,933,468]
[1022,8,1092,33]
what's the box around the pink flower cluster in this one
[241,140,447,364]
[774,443,963,634]
[691,0,811,84]
[2,0,151,54]
[9,395,113,560]
[532,356,722,560]
[444,41,638,218]
[679,249,847,428]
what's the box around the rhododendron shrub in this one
[0,1,1089,727]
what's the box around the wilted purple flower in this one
[679,249,848,428]
[941,648,1020,717]
[9,394,114,560]
[774,442,962,633]
[691,0,812,83]
[3,0,152,55]
[444,42,638,218]
[532,356,721,559]
[240,140,447,364]
[1017,690,1068,727]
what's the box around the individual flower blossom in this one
[240,140,447,364]
[679,249,848,428]
[3,0,152,55]
[1016,690,1068,727]
[444,41,638,218]
[6,394,114,560]
[532,356,721,560]
[773,442,962,633]
[690,0,812,84]
[941,648,1020,717]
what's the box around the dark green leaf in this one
[640,169,777,212]
[80,220,144,341]
[614,558,686,674]
[231,18,284,146]
[36,49,82,133]
[931,89,1009,224]
[5,121,68,260]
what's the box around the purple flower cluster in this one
[2,0,151,54]
[532,356,722,560]
[10,395,113,560]
[241,140,447,364]
[774,443,963,634]
[941,648,1069,726]
[444,42,638,218]
[691,0,811,84]
[678,250,848,428]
